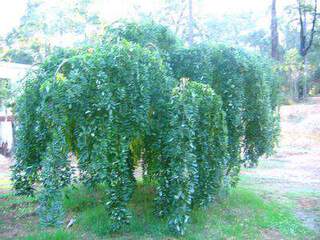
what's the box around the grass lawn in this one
[0,182,315,240]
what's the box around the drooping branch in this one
[54,59,70,82]
[12,22,280,235]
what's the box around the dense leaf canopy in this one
[12,21,280,235]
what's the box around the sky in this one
[0,0,26,36]
[0,0,292,37]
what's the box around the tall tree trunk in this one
[174,1,187,35]
[297,0,318,99]
[303,56,308,98]
[271,0,279,60]
[188,0,193,46]
[294,76,298,101]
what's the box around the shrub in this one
[12,21,279,235]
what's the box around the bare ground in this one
[242,96,320,235]
[0,154,11,194]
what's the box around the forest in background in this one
[1,0,320,103]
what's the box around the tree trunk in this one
[188,0,193,46]
[297,0,318,99]
[271,0,279,60]
[303,56,308,98]
[11,119,16,154]
[294,77,298,101]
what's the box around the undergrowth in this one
[14,183,315,240]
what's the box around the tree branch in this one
[297,0,306,56]
[304,0,318,54]
[175,1,187,35]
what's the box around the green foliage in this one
[5,0,101,63]
[280,48,304,101]
[162,81,228,234]
[242,55,277,165]
[12,22,280,235]
[11,48,76,196]
[11,75,44,195]
[170,44,279,175]
[105,20,180,53]
[38,131,70,227]
[3,49,34,64]
[20,230,77,240]
[170,45,245,179]
[0,79,10,104]
[63,184,105,211]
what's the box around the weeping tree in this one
[170,44,279,181]
[12,21,280,235]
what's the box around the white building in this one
[0,61,32,153]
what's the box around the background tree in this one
[281,48,303,100]
[271,0,280,60]
[297,0,318,98]
[188,0,194,46]
[2,0,320,101]
[3,0,101,64]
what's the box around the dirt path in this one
[242,96,320,234]
[0,155,11,194]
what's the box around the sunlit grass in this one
[3,183,315,240]
[66,184,314,239]
[0,179,11,190]
[19,230,77,240]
